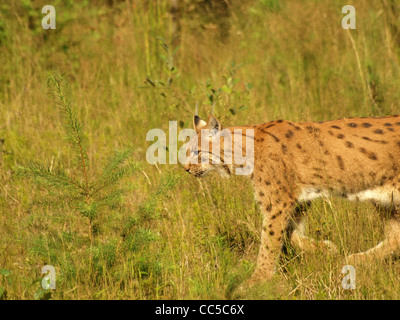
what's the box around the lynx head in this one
[183,108,232,178]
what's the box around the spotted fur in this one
[184,113,400,285]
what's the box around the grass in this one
[1,0,400,299]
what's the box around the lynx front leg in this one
[247,200,294,285]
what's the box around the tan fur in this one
[184,114,400,285]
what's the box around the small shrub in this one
[17,73,140,242]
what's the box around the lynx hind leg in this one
[290,217,339,254]
[347,219,400,264]
[347,184,400,263]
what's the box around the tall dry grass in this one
[0,0,400,299]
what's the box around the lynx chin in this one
[184,110,400,285]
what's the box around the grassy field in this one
[1,0,400,299]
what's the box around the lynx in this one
[184,111,400,285]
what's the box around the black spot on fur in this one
[362,123,372,128]
[384,123,392,126]
[369,152,378,160]
[374,129,384,134]
[348,123,357,128]
[346,141,354,148]
[337,155,345,170]
[337,134,345,139]
[266,132,280,143]
[287,122,301,130]
[285,130,294,138]
[359,147,378,160]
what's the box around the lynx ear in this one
[194,115,207,131]
[193,102,207,131]
[207,114,222,132]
